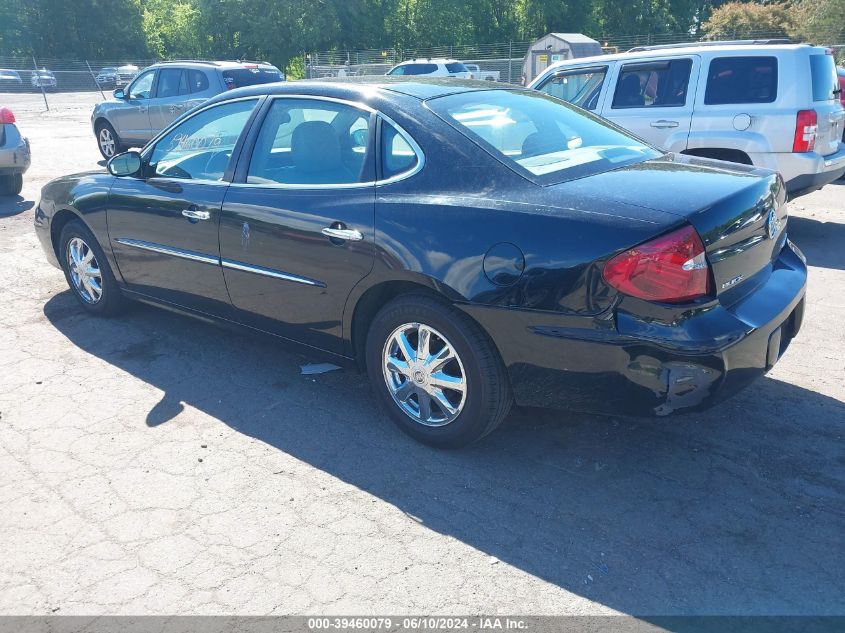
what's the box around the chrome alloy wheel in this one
[382,322,467,427]
[66,237,103,304]
[98,127,115,157]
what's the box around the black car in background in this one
[34,78,807,447]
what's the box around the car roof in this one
[541,42,821,71]
[395,58,463,65]
[209,76,516,104]
[150,60,278,71]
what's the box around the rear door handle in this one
[650,120,679,129]
[182,208,211,221]
[322,227,363,241]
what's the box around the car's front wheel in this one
[366,294,512,448]
[0,173,22,196]
[59,220,125,316]
[95,121,122,160]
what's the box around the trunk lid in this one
[550,153,788,299]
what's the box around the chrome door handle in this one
[650,120,679,129]
[182,209,211,221]
[322,227,363,241]
[138,106,148,113]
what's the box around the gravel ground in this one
[1,95,844,616]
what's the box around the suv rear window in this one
[809,53,838,102]
[222,67,283,89]
[445,62,468,74]
[705,57,778,105]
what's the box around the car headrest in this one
[290,121,342,173]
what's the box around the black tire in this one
[59,219,125,316]
[0,173,23,196]
[366,294,512,448]
[95,120,122,160]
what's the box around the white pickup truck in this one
[465,64,500,81]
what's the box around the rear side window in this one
[390,64,438,76]
[809,53,838,102]
[156,68,188,98]
[445,62,468,73]
[222,67,283,89]
[381,121,419,179]
[705,57,778,105]
[612,59,692,109]
[188,69,209,93]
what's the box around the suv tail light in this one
[793,110,817,153]
[603,225,712,303]
[0,107,15,124]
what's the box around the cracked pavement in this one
[0,99,843,616]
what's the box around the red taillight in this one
[793,110,817,153]
[603,225,712,303]
[0,107,15,124]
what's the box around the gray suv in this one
[91,60,284,159]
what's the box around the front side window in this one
[612,59,692,109]
[149,99,258,180]
[128,70,155,100]
[705,57,778,105]
[429,89,660,184]
[538,67,607,111]
[247,99,373,186]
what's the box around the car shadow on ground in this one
[43,291,845,615]
[789,212,845,271]
[0,196,33,217]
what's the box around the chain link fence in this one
[2,27,843,114]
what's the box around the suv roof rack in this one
[234,59,272,66]
[157,59,221,66]
[627,39,794,53]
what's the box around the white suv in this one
[530,41,845,197]
[386,59,472,79]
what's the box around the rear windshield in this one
[223,67,284,88]
[429,89,661,185]
[809,53,838,101]
[389,63,438,76]
[705,57,778,104]
[445,62,469,73]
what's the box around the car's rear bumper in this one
[0,126,31,175]
[775,144,845,197]
[461,240,807,417]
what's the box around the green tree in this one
[143,0,206,59]
[701,1,793,39]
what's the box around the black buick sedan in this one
[35,78,807,447]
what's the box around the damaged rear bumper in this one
[461,240,807,417]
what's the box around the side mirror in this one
[112,88,125,100]
[107,151,143,177]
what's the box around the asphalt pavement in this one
[1,95,843,616]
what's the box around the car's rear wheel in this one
[95,121,122,160]
[59,220,125,316]
[366,294,512,448]
[0,173,23,196]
